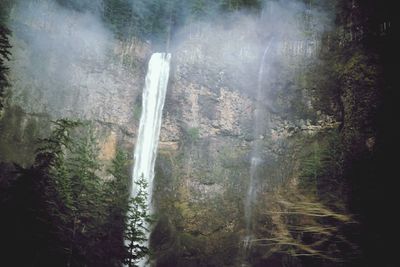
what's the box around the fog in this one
[3,0,337,265]
[8,0,143,128]
[5,0,333,133]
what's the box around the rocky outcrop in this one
[2,1,155,164]
[1,3,342,266]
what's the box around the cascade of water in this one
[243,39,274,252]
[130,52,171,266]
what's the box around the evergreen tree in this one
[0,25,11,112]
[0,119,154,266]
[101,150,131,267]
[125,175,152,267]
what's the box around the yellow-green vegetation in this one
[0,119,152,267]
[247,129,358,265]
[152,139,250,266]
[0,0,394,266]
[0,105,51,166]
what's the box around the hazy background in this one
[5,0,334,131]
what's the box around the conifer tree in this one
[125,175,152,267]
[0,25,11,112]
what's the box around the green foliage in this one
[35,119,81,169]
[0,106,50,165]
[133,105,142,121]
[0,0,13,23]
[259,188,357,263]
[102,150,132,267]
[184,127,200,144]
[125,175,153,267]
[0,119,150,267]
[256,130,356,264]
[191,0,208,18]
[293,130,345,203]
[107,150,130,202]
[219,0,261,12]
[55,0,102,13]
[102,0,175,42]
[151,142,247,266]
[103,0,137,40]
[298,140,325,193]
[0,25,11,112]
[101,0,263,42]
[187,127,200,140]
[33,119,109,266]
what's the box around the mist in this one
[7,0,150,130]
[5,0,334,128]
[167,0,333,121]
[0,0,394,265]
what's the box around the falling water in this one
[131,52,171,266]
[243,39,274,255]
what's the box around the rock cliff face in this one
[149,24,333,266]
[1,1,151,164]
[1,2,337,266]
[7,1,150,132]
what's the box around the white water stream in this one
[130,52,171,267]
[243,39,274,252]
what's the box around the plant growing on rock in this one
[256,188,357,262]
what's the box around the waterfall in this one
[243,39,274,253]
[130,52,171,266]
